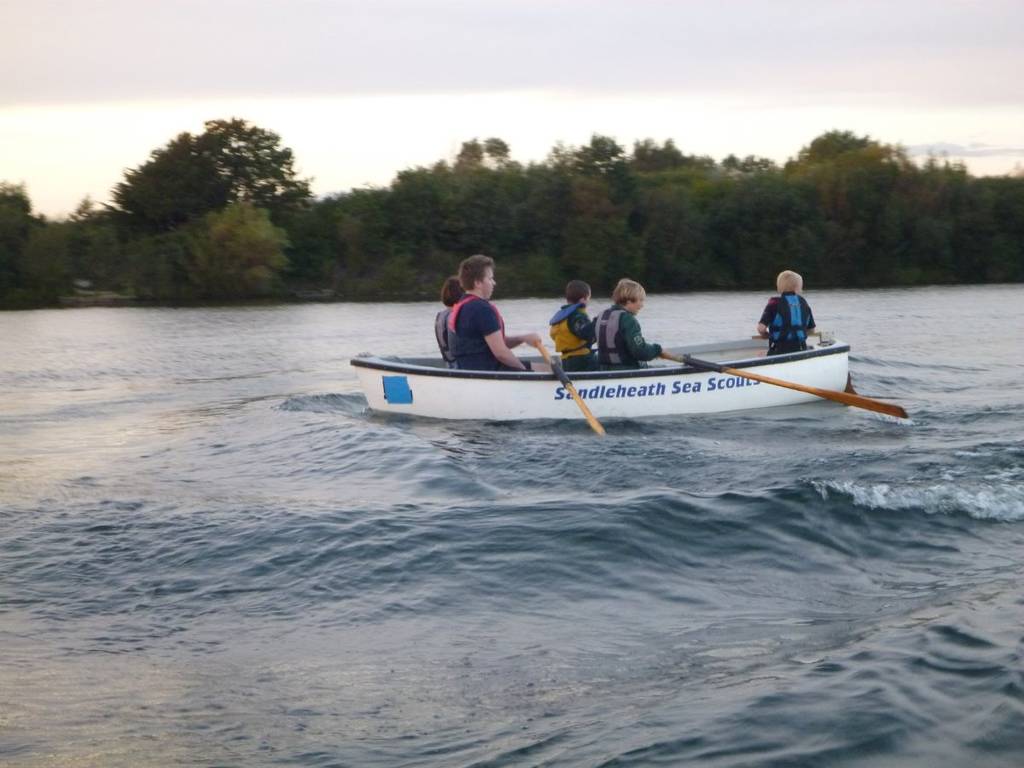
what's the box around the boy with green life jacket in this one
[596,278,663,370]
[548,280,597,372]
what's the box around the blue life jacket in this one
[548,301,584,325]
[769,293,808,355]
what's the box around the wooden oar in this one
[660,352,908,419]
[533,342,606,436]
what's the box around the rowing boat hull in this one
[351,339,850,421]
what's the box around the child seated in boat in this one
[449,254,543,372]
[596,279,663,370]
[434,275,463,368]
[549,280,597,372]
[756,270,816,355]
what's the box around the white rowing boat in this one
[351,338,851,421]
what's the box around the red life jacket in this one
[448,294,506,340]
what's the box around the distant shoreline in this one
[4,128,1022,312]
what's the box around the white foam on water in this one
[813,479,1024,522]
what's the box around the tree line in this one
[2,119,1023,309]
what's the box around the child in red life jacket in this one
[757,270,816,355]
[549,280,597,372]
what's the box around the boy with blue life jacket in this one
[596,279,663,370]
[549,280,597,372]
[757,270,816,355]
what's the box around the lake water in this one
[2,285,1024,767]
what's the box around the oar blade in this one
[563,380,606,435]
[671,353,909,420]
[837,394,907,419]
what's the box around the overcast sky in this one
[2,0,1023,216]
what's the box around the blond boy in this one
[595,279,663,370]
[757,270,816,355]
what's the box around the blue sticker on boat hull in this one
[382,375,413,404]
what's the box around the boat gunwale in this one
[350,342,850,381]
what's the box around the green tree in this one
[572,134,635,204]
[634,185,713,291]
[0,183,35,300]
[110,118,311,233]
[78,126,1024,304]
[786,132,911,285]
[330,187,395,293]
[454,139,485,171]
[632,139,685,172]
[516,164,573,266]
[721,154,777,174]
[561,176,643,291]
[985,177,1024,280]
[125,231,193,301]
[502,252,563,297]
[199,118,311,214]
[632,139,716,174]
[483,137,511,167]
[19,223,73,302]
[280,203,344,286]
[794,130,875,165]
[110,131,224,232]
[573,134,627,177]
[66,196,125,290]
[185,203,289,299]
[386,167,451,256]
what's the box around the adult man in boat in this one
[449,254,542,371]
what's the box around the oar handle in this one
[660,351,725,372]
[751,331,822,338]
[536,343,572,387]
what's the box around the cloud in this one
[906,143,1024,158]
[2,0,1023,107]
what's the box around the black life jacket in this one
[435,308,455,366]
[596,307,630,366]
[768,293,808,355]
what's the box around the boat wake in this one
[277,393,368,416]
[813,478,1024,522]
